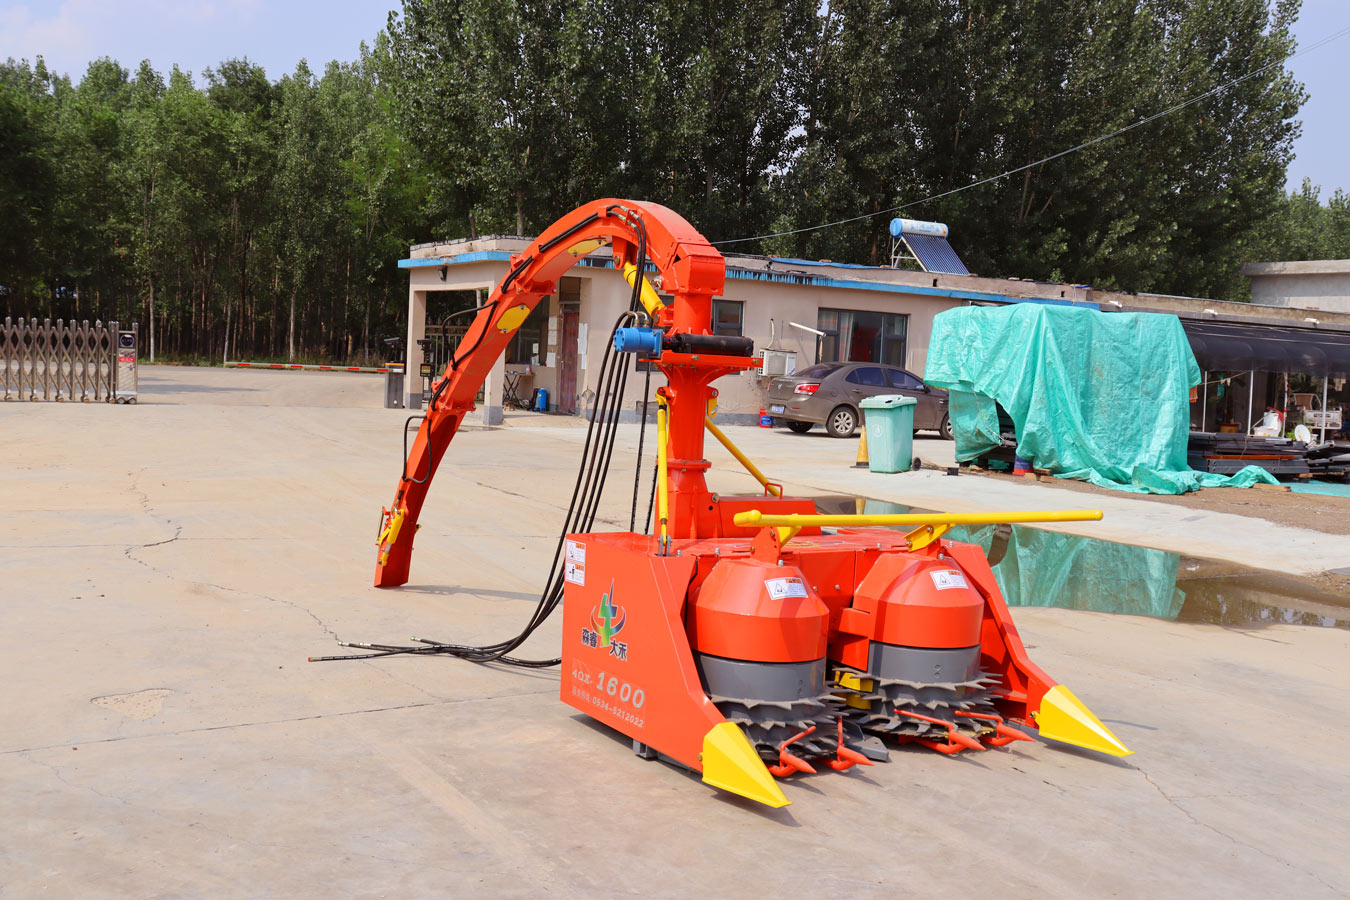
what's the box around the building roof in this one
[1182,318,1350,378]
[1241,259,1350,277]
[1092,288,1350,333]
[402,237,1350,342]
[402,235,1094,308]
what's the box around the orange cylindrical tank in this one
[687,558,829,663]
[873,559,985,649]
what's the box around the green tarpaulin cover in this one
[924,304,1277,494]
[953,524,1185,620]
[854,501,1186,620]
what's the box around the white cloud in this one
[0,2,96,73]
[0,0,269,79]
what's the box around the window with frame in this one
[506,300,548,364]
[711,299,743,336]
[559,276,582,305]
[887,368,923,389]
[845,366,888,387]
[817,308,908,367]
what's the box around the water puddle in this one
[810,496,1350,631]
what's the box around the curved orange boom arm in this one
[374,199,726,587]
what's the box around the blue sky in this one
[1,0,1345,194]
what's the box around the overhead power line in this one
[713,22,1350,247]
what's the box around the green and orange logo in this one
[589,580,626,647]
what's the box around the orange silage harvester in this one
[363,199,1130,808]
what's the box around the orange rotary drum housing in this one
[687,558,829,663]
[873,557,985,649]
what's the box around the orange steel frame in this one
[375,198,739,587]
[371,198,1127,802]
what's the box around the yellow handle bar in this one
[732,509,1103,529]
[733,508,1102,551]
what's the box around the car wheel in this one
[786,421,813,433]
[826,405,857,438]
[939,413,953,440]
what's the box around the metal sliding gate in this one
[1,318,138,403]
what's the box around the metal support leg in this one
[1201,370,1207,431]
[1246,369,1254,436]
[1322,377,1329,444]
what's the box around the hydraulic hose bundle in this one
[314,217,656,668]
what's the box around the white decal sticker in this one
[565,559,586,586]
[566,540,586,565]
[930,569,969,591]
[765,577,809,600]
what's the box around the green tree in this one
[206,58,278,362]
[770,0,1304,298]
[116,61,169,357]
[274,60,334,361]
[0,59,57,314]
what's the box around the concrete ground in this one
[3,365,1348,899]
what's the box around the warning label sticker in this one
[565,540,586,585]
[930,569,969,591]
[765,577,809,600]
[565,559,585,586]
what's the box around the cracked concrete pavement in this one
[2,365,1348,899]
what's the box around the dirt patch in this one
[1179,556,1350,604]
[955,467,1350,536]
[91,688,174,720]
[1302,569,1350,597]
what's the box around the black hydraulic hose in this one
[380,308,637,665]
[629,365,652,533]
[440,301,497,381]
[498,254,535,294]
[481,309,637,656]
[439,304,485,332]
[320,212,655,669]
[401,415,434,484]
[527,223,648,613]
[645,458,658,536]
[536,212,602,254]
[423,297,498,414]
[624,220,652,534]
[319,308,640,667]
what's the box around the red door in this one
[558,306,579,414]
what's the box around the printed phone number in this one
[571,685,645,729]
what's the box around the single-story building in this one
[399,236,1350,440]
[1242,259,1350,313]
[399,234,1092,424]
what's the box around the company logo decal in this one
[582,580,628,660]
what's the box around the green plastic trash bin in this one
[859,395,917,473]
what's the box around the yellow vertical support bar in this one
[656,394,671,553]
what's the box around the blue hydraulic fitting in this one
[613,326,662,356]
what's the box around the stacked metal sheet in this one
[1187,432,1350,481]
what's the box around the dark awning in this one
[1181,319,1350,378]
